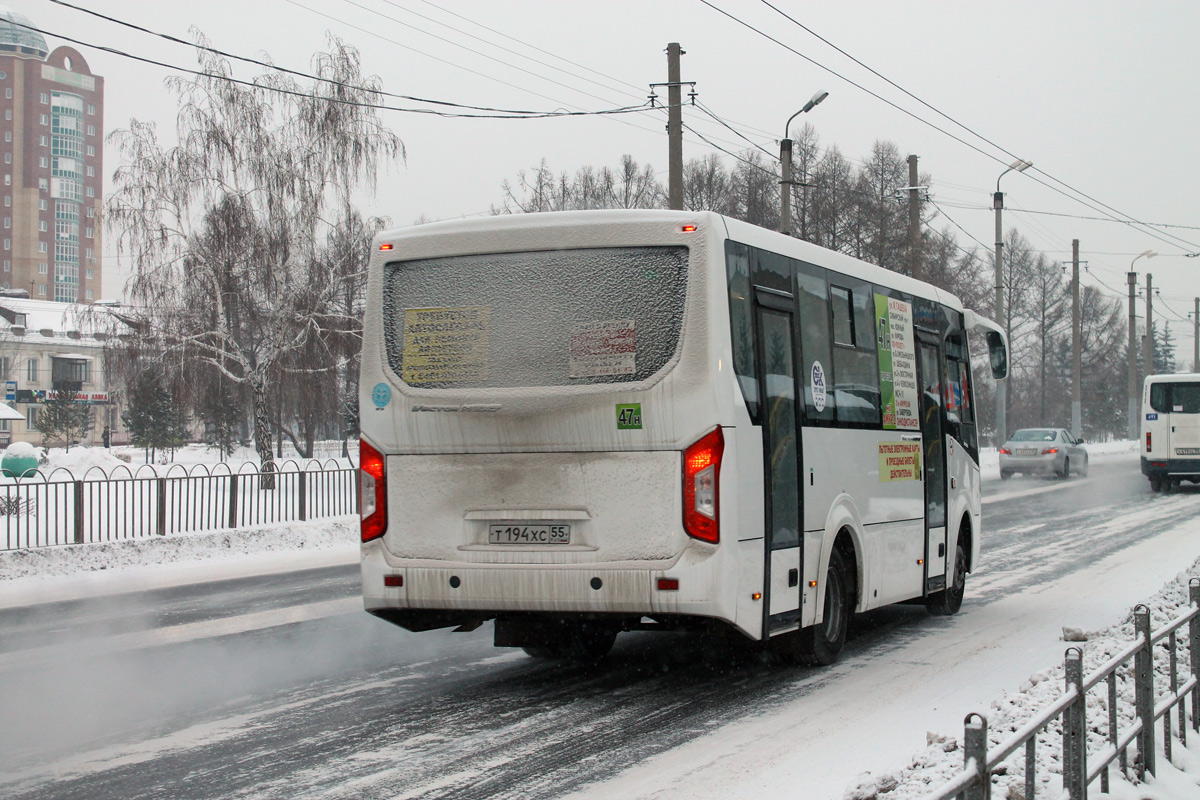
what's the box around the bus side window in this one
[830,280,881,425]
[796,262,835,423]
[725,241,760,420]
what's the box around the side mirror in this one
[985,330,1007,380]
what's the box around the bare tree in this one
[107,34,402,478]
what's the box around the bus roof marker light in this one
[681,224,697,232]
[379,243,394,250]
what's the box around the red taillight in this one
[360,438,387,542]
[1147,432,1152,452]
[998,447,1010,455]
[683,427,724,543]
[658,578,680,590]
[1041,447,1058,455]
[681,224,697,232]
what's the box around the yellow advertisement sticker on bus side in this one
[401,306,490,383]
[878,441,921,482]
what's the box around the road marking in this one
[0,596,361,671]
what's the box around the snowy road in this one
[3,455,1200,799]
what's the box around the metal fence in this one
[0,459,359,550]
[924,580,1200,800]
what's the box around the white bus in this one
[1142,373,1200,492]
[359,209,1008,664]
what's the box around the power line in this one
[16,17,653,120]
[702,1,1200,256]
[927,199,990,252]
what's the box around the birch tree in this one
[107,35,402,477]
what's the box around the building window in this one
[86,145,94,157]
[3,217,8,229]
[85,226,93,238]
[26,358,37,382]
[3,196,8,207]
[85,247,93,259]
[37,242,46,253]
[39,136,47,147]
[39,200,47,211]
[3,88,9,100]
[40,114,48,125]
[85,166,94,177]
[85,206,94,218]
[3,131,8,142]
[36,284,45,296]
[38,221,47,232]
[39,92,48,104]
[86,125,95,136]
[86,186,94,198]
[3,239,8,251]
[2,153,8,165]
[4,110,9,121]
[85,267,93,279]
[5,175,10,187]
[85,289,93,300]
[86,104,95,115]
[37,262,47,274]
[2,261,8,272]
[37,179,45,190]
[25,406,38,432]
[38,156,46,168]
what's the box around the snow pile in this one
[43,446,130,476]
[852,564,1200,800]
[4,441,40,459]
[0,518,358,582]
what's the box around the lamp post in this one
[1127,250,1156,439]
[780,90,828,236]
[993,158,1032,444]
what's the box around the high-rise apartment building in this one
[0,7,102,304]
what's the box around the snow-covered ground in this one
[4,437,1195,800]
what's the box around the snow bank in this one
[856,558,1200,800]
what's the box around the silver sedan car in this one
[999,428,1089,480]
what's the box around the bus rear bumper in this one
[361,540,739,633]
[1141,457,1200,481]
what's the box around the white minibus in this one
[358,210,1008,664]
[1142,373,1200,492]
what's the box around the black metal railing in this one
[1,459,359,550]
[923,580,1200,800]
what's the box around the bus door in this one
[754,290,803,630]
[917,334,948,591]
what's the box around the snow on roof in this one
[0,299,132,347]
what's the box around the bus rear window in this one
[1150,382,1200,414]
[383,246,688,389]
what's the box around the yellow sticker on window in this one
[401,306,490,383]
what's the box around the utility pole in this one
[780,138,793,235]
[1071,239,1081,439]
[908,154,921,281]
[666,43,684,211]
[994,190,1006,444]
[1144,273,1154,378]
[1194,297,1199,371]
[1128,272,1139,439]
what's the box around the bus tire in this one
[794,547,852,666]
[1000,470,1013,481]
[1150,478,1162,492]
[561,621,618,662]
[927,538,967,616]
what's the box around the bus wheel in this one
[560,621,618,663]
[1150,479,1162,493]
[1000,470,1013,481]
[927,539,967,616]
[789,548,852,666]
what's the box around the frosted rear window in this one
[383,246,688,388]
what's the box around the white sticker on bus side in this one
[811,360,827,412]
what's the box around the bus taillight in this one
[1147,432,1152,452]
[683,427,724,544]
[360,438,388,542]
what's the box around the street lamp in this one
[993,158,1032,444]
[780,90,829,236]
[1128,250,1156,438]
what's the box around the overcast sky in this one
[19,0,1200,358]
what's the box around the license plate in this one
[488,524,571,544]
[1015,448,1038,456]
[1176,448,1200,455]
